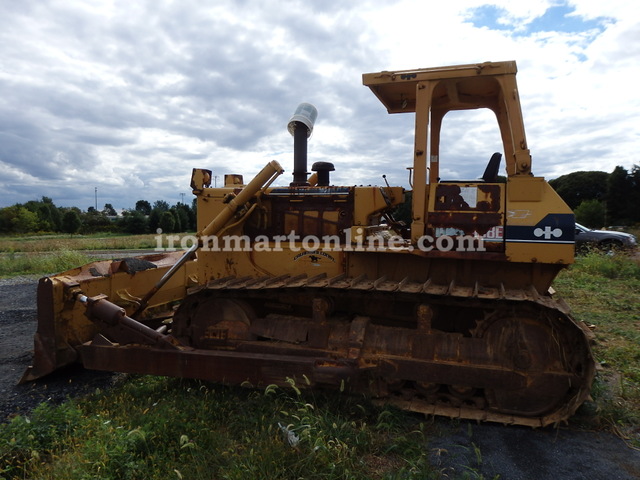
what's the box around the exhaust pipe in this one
[288,103,317,186]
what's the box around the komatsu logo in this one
[534,226,563,240]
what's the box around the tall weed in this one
[574,251,640,280]
[0,249,97,277]
[0,402,83,477]
[1,377,439,480]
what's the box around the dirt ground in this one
[1,277,640,479]
[0,277,117,421]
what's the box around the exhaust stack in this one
[288,103,317,186]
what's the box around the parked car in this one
[574,223,637,252]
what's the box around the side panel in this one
[505,177,575,264]
[197,247,346,283]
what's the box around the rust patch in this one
[477,184,501,211]
[435,184,501,212]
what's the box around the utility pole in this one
[95,187,98,210]
[180,193,185,204]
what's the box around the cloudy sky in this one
[1,0,638,211]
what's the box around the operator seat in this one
[481,152,502,183]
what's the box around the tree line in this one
[549,165,640,228]
[0,197,197,235]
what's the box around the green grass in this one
[0,249,101,278]
[554,252,640,433]
[0,233,163,253]
[1,245,639,477]
[1,378,439,480]
[0,233,190,278]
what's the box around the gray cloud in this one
[0,0,638,210]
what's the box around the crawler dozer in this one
[23,61,595,427]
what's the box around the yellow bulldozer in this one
[22,61,595,427]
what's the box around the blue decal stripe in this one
[506,239,574,244]
[506,213,575,243]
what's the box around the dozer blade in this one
[20,251,197,383]
[21,160,284,384]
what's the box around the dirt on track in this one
[1,276,640,479]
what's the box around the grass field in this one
[1,379,441,480]
[554,251,640,428]
[1,236,639,479]
[0,233,161,253]
[0,233,176,277]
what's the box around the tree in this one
[159,211,175,233]
[153,200,170,212]
[575,199,605,229]
[48,203,62,231]
[135,200,152,215]
[0,206,39,234]
[148,209,161,232]
[170,208,182,232]
[61,210,82,235]
[173,205,192,232]
[13,207,40,233]
[549,171,609,210]
[36,202,61,231]
[191,198,198,229]
[629,165,640,224]
[103,203,117,216]
[21,196,62,232]
[606,166,633,225]
[119,210,149,234]
[80,210,113,234]
[175,202,195,231]
[0,208,10,234]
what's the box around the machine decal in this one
[293,249,336,265]
[507,209,532,219]
[505,213,575,244]
[483,225,504,241]
[269,187,351,196]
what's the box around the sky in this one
[1,0,638,211]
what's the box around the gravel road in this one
[1,276,640,479]
[0,276,116,421]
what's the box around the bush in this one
[575,199,605,229]
[577,251,640,280]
